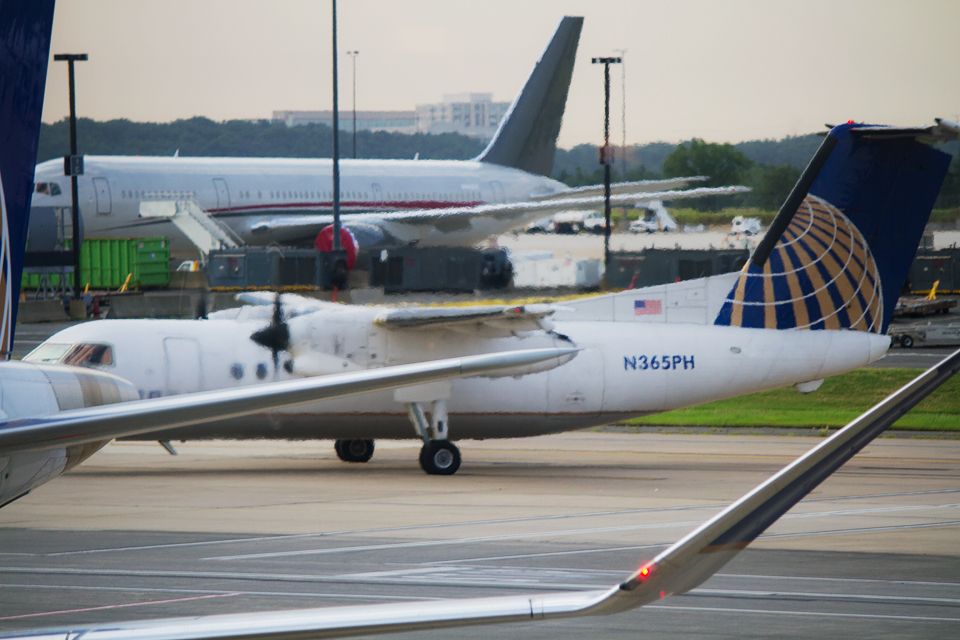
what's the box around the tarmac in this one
[5,238,959,637]
[0,433,958,639]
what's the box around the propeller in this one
[250,292,290,374]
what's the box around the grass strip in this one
[621,367,960,431]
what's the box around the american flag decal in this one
[634,299,662,315]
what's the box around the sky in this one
[42,0,960,147]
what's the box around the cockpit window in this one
[62,343,114,367]
[23,342,114,367]
[23,342,72,363]
[35,181,62,196]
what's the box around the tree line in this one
[38,118,959,212]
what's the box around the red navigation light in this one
[638,564,652,579]
[847,119,855,124]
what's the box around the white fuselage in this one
[28,311,890,443]
[30,156,568,253]
[0,361,139,505]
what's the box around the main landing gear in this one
[407,399,461,475]
[334,438,375,463]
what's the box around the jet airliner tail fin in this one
[474,16,582,177]
[0,0,56,358]
[715,121,957,334]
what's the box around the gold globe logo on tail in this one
[716,195,883,332]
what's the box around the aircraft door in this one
[371,182,383,207]
[162,337,203,395]
[546,346,604,416]
[92,177,111,215]
[213,178,231,209]
[483,180,506,204]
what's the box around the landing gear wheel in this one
[335,439,375,463]
[418,441,461,476]
[900,335,914,349]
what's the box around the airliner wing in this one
[0,349,570,455]
[532,176,709,201]
[251,186,750,243]
[9,349,957,640]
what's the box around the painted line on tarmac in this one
[202,520,709,561]
[647,603,960,623]
[432,519,960,564]
[204,510,960,562]
[38,491,960,558]
[692,588,960,606]
[41,505,712,557]
[719,572,960,588]
[0,582,434,601]
[0,591,240,621]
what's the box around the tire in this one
[335,438,375,463]
[418,441,461,476]
[900,335,914,349]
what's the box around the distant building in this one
[416,93,510,140]
[273,93,510,141]
[272,110,418,134]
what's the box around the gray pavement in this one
[0,434,957,638]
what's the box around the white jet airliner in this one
[29,117,960,474]
[27,16,738,253]
[0,0,571,508]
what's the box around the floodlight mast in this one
[53,53,88,302]
[591,56,622,282]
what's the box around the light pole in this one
[53,53,87,302]
[347,50,359,158]
[613,49,627,180]
[330,1,341,253]
[591,56,622,281]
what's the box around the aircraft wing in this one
[0,349,570,455]
[249,186,749,244]
[207,291,337,321]
[531,176,709,202]
[374,303,555,333]
[9,349,958,640]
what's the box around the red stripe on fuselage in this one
[206,200,485,215]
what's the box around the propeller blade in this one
[250,292,290,375]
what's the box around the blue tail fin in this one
[0,0,55,358]
[715,122,954,334]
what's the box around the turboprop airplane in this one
[0,0,572,507]
[28,118,959,474]
[9,348,960,639]
[27,16,738,254]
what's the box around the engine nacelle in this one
[0,362,139,506]
[315,225,359,269]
